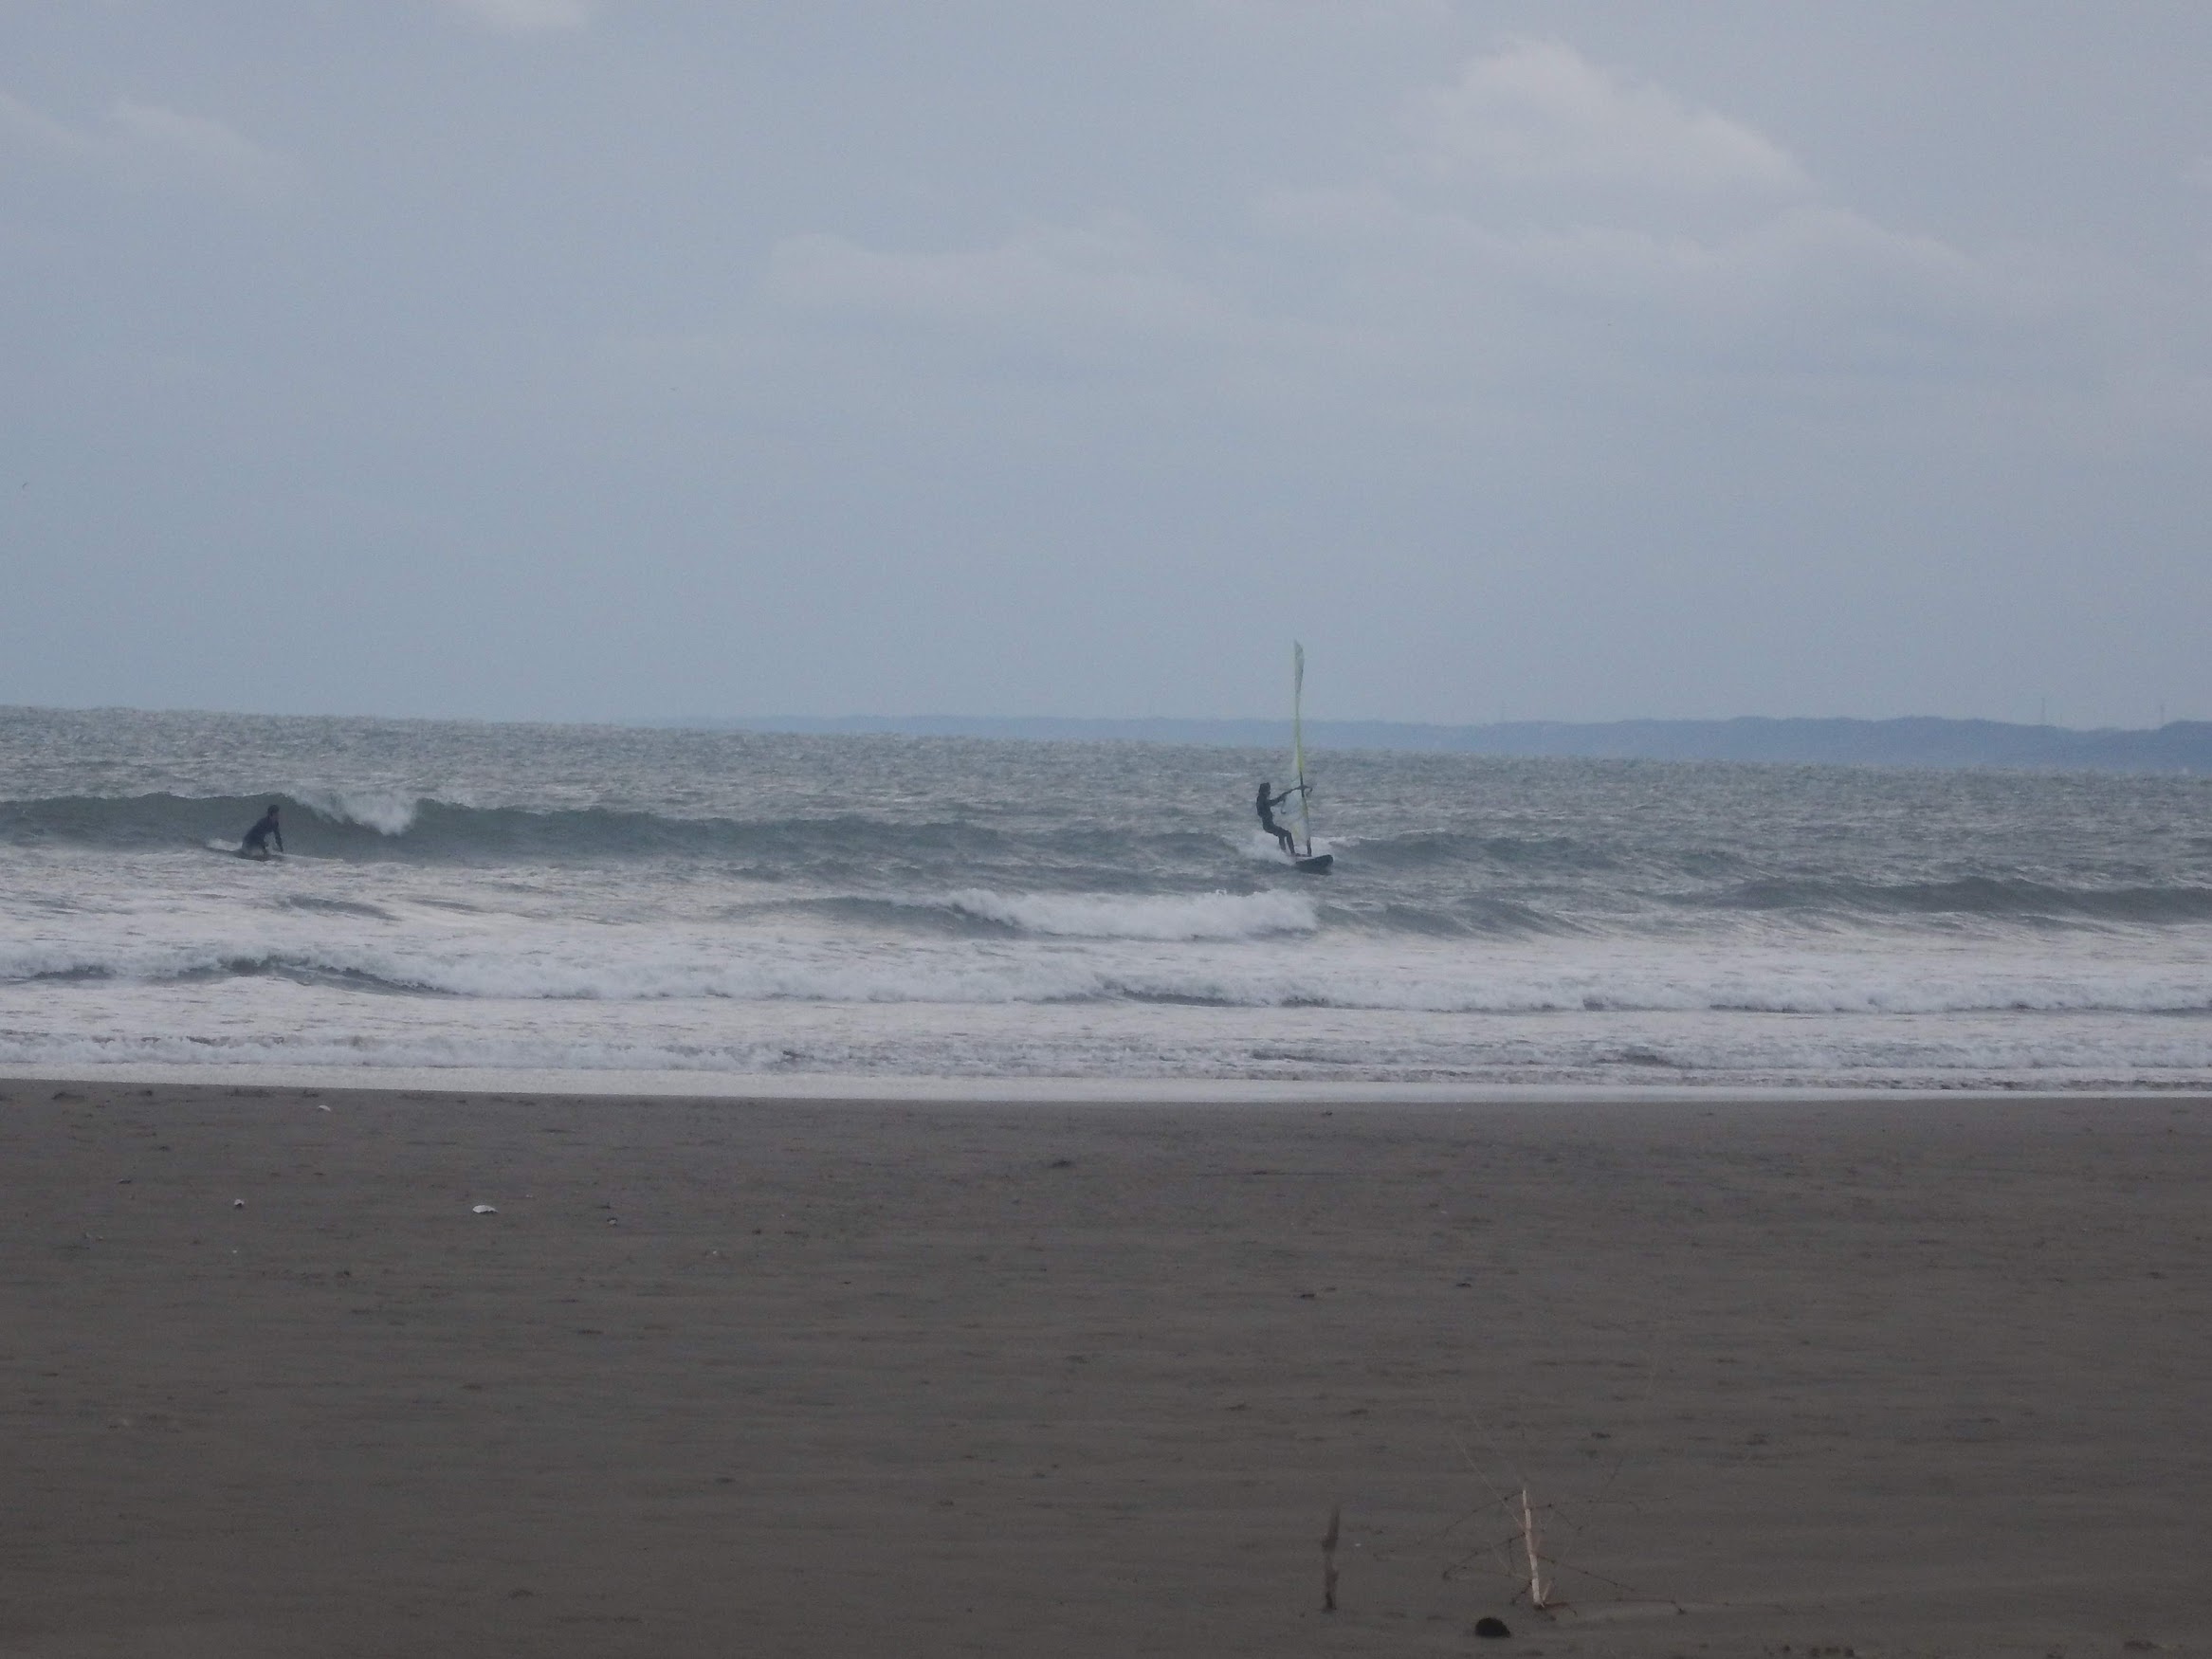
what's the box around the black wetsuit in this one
[242,809,283,857]
[1255,783,1298,856]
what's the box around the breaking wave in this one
[12,796,2212,939]
[0,793,1012,866]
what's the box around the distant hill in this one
[665,714,2212,774]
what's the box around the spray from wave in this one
[286,788,422,836]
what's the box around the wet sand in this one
[2,1083,2207,1657]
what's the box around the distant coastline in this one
[662,714,2212,774]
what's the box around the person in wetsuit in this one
[241,804,283,858]
[1255,779,1300,857]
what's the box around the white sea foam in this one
[6,886,2208,1018]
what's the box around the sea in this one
[6,704,2211,1091]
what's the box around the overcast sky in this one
[4,2,2209,726]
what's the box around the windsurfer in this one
[1255,779,1301,857]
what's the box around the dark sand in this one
[2,1083,2207,1657]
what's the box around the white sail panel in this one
[1292,641,1312,852]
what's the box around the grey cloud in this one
[0,90,301,202]
[763,217,1234,347]
[434,0,594,32]
[1400,38,1809,197]
[739,40,2068,418]
[5,2,2208,727]
[0,90,88,164]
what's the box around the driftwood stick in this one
[1321,1504,1342,1613]
[1519,1487,1550,1610]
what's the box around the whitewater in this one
[6,704,2212,1088]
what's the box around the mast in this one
[1292,642,1312,857]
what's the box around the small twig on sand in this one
[1321,1504,1342,1613]
[1520,1487,1552,1611]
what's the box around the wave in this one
[1322,830,1626,873]
[772,889,1320,939]
[0,792,1015,866]
[9,931,2208,1016]
[690,888,1325,941]
[797,883,1562,942]
[5,794,1654,887]
[3,793,427,852]
[1706,876,2212,923]
[936,888,1316,939]
[13,796,2212,947]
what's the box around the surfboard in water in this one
[1289,642,1332,874]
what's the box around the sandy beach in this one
[2,1083,2206,1657]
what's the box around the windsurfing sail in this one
[1292,641,1313,857]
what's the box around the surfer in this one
[1254,779,1301,857]
[241,803,283,859]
